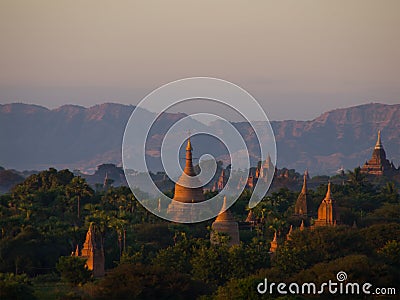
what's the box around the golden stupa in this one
[210,196,240,246]
[167,138,205,221]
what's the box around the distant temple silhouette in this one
[361,130,399,176]
[212,169,228,192]
[236,154,275,190]
[258,154,275,179]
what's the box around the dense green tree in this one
[213,275,265,300]
[56,256,91,285]
[0,273,36,300]
[347,167,368,189]
[214,268,303,300]
[378,240,400,267]
[380,182,400,203]
[0,226,52,275]
[93,263,208,300]
[65,176,94,220]
[360,223,400,250]
[291,254,399,296]
[227,240,271,279]
[274,226,369,276]
[364,203,400,224]
[191,244,230,286]
[152,238,202,274]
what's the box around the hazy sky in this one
[0,0,399,120]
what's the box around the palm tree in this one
[347,167,367,187]
[66,176,94,220]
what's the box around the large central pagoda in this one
[167,138,205,221]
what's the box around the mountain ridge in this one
[1,102,399,174]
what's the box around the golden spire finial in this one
[186,138,192,151]
[325,181,332,201]
[183,132,195,176]
[287,225,293,241]
[265,153,271,165]
[74,244,79,256]
[157,198,161,212]
[269,230,278,253]
[300,219,305,231]
[375,130,382,149]
[186,130,192,151]
[221,196,228,212]
[216,196,233,222]
[301,169,308,193]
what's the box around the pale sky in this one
[0,0,399,120]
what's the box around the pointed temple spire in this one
[269,231,278,253]
[300,219,305,231]
[215,196,231,222]
[82,223,94,255]
[266,153,272,165]
[75,223,105,277]
[169,137,205,203]
[167,137,205,221]
[314,182,338,227]
[220,196,227,210]
[245,210,256,223]
[103,172,109,188]
[72,244,79,256]
[294,170,308,216]
[211,196,240,246]
[361,130,399,176]
[286,225,293,241]
[183,137,196,176]
[258,153,274,179]
[325,181,332,202]
[213,169,227,191]
[157,198,161,213]
[302,170,308,193]
[375,130,382,150]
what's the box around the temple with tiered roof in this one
[361,130,399,176]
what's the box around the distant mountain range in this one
[1,102,399,175]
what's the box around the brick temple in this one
[361,130,399,176]
[167,138,205,221]
[210,196,240,246]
